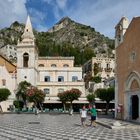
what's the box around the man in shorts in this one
[90,105,97,127]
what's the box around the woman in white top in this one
[80,106,87,127]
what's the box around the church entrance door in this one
[131,95,139,120]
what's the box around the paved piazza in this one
[0,114,140,140]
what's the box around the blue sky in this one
[0,0,140,39]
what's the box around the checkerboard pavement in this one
[96,117,140,129]
[0,114,140,140]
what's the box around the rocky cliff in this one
[0,17,114,65]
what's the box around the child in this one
[80,106,87,127]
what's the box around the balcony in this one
[37,81,85,86]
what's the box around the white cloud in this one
[43,0,68,20]
[0,0,27,29]
[56,0,67,10]
[1,0,140,38]
[27,7,48,31]
[52,0,68,20]
[53,6,61,20]
[28,8,46,21]
[43,0,67,10]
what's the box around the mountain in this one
[0,21,24,47]
[47,17,114,50]
[0,17,114,65]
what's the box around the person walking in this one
[80,105,87,127]
[35,106,39,115]
[90,105,97,127]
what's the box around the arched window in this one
[72,76,78,82]
[23,53,29,67]
[38,64,44,67]
[44,76,50,82]
[51,64,57,67]
[58,76,64,82]
[58,88,64,93]
[63,64,69,67]
[44,88,50,94]
[106,63,110,69]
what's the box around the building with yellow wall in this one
[116,17,140,121]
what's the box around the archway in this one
[125,71,140,120]
[131,95,139,120]
[23,53,29,67]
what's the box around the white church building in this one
[13,16,86,111]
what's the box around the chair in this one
[44,108,49,112]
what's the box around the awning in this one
[44,100,61,103]
[73,100,89,103]
[43,100,88,104]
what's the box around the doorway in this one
[131,95,139,120]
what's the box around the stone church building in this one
[16,16,86,110]
[115,16,140,122]
[0,16,86,112]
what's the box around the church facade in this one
[15,16,86,110]
[115,16,140,122]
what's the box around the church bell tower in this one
[115,16,129,48]
[17,15,38,86]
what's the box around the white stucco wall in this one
[39,67,82,82]
[17,68,37,86]
[38,82,85,97]
[0,65,16,111]
[37,65,85,97]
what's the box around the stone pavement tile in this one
[1,114,140,140]
[97,117,140,129]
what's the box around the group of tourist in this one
[80,105,97,127]
[33,104,97,127]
